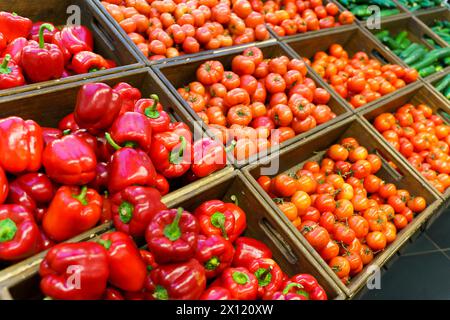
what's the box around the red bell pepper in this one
[194,200,236,241]
[58,113,79,131]
[0,54,25,89]
[0,204,40,261]
[71,51,110,74]
[0,32,6,52]
[134,95,171,134]
[7,173,55,223]
[248,258,284,298]
[42,127,62,145]
[232,237,272,268]
[88,162,109,192]
[146,207,199,264]
[58,25,93,55]
[51,31,71,64]
[150,122,193,178]
[42,134,97,185]
[111,186,166,238]
[195,234,235,279]
[0,12,32,43]
[96,134,114,163]
[200,286,232,300]
[39,242,109,300]
[269,283,310,300]
[74,83,122,134]
[286,274,328,300]
[224,197,247,242]
[220,267,259,300]
[114,82,142,115]
[42,186,102,242]
[192,138,227,178]
[108,112,152,152]
[36,229,54,253]
[107,145,157,194]
[154,173,170,196]
[0,116,43,174]
[140,249,158,272]
[29,22,56,43]
[69,129,98,155]
[98,231,147,292]
[21,23,64,83]
[100,191,112,224]
[104,287,125,300]
[1,37,28,63]
[0,167,6,204]
[146,259,206,300]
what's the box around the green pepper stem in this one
[169,136,187,165]
[282,282,303,295]
[89,68,99,73]
[205,256,220,271]
[72,186,88,206]
[105,132,122,151]
[0,54,12,75]
[254,267,273,287]
[98,239,112,250]
[164,207,183,241]
[211,212,228,239]
[62,129,71,136]
[259,266,273,281]
[153,285,169,300]
[39,23,54,49]
[119,201,134,224]
[230,195,239,206]
[143,94,161,119]
[232,271,250,285]
[0,218,18,243]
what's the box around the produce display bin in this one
[358,82,450,202]
[394,0,448,15]
[92,0,275,66]
[266,0,356,42]
[243,115,442,298]
[426,68,450,101]
[153,41,353,169]
[0,170,346,300]
[283,25,414,110]
[0,0,143,97]
[0,67,234,279]
[331,0,409,26]
[415,6,450,46]
[365,16,449,81]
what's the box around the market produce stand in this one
[0,0,449,300]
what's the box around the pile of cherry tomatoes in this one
[263,0,354,37]
[176,46,338,160]
[257,137,427,284]
[101,0,270,60]
[373,103,450,193]
[308,44,419,108]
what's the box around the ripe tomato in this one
[233,138,257,161]
[313,88,331,105]
[336,183,354,200]
[277,200,298,221]
[272,174,297,197]
[239,74,258,95]
[312,104,334,124]
[242,46,263,65]
[270,127,295,145]
[348,215,369,238]
[378,183,397,199]
[393,214,408,230]
[334,223,356,245]
[359,245,374,265]
[363,174,382,193]
[366,154,382,174]
[231,55,255,75]
[387,195,406,213]
[225,88,250,107]
[329,256,351,278]
[265,73,287,94]
[206,106,226,126]
[334,199,354,221]
[407,196,426,213]
[351,160,372,179]
[221,71,240,90]
[382,222,397,243]
[197,60,224,85]
[302,206,321,222]
[347,76,365,93]
[319,211,336,233]
[320,240,340,261]
[227,105,252,126]
[291,190,312,212]
[325,3,339,16]
[345,252,363,276]
[366,231,387,251]
[269,104,293,127]
[300,221,330,250]
[257,176,271,193]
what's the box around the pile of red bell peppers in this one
[0,11,115,89]
[39,198,328,300]
[0,81,228,264]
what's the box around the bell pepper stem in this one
[211,212,228,239]
[153,285,169,300]
[62,129,71,136]
[205,256,220,271]
[0,54,12,74]
[119,201,134,224]
[282,283,304,295]
[89,68,99,73]
[98,239,112,250]
[0,218,18,243]
[255,266,273,287]
[232,271,250,285]
[169,136,187,165]
[230,194,239,206]
[72,186,88,206]
[144,94,161,119]
[164,207,183,241]
[39,23,55,49]
[105,132,122,151]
